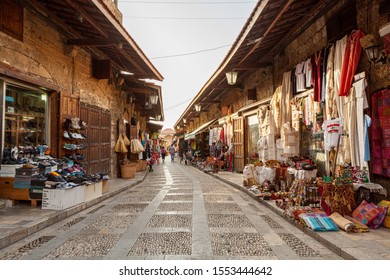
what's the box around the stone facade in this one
[0,8,147,178]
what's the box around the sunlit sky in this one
[118,0,257,130]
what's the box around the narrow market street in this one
[0,161,340,260]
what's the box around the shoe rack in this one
[57,92,85,163]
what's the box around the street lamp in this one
[194,104,201,112]
[149,94,158,105]
[225,70,238,85]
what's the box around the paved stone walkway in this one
[0,162,340,260]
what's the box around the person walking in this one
[169,145,175,162]
[160,146,166,163]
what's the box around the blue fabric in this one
[364,114,372,161]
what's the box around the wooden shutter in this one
[0,0,23,41]
[233,116,244,173]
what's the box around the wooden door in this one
[233,116,244,173]
[80,103,111,175]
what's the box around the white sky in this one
[118,0,257,130]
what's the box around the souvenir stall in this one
[242,29,390,232]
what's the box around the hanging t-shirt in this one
[303,58,312,88]
[322,118,343,151]
[295,61,306,92]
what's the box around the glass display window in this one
[3,83,48,149]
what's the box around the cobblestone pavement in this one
[0,162,342,260]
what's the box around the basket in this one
[138,160,147,171]
[121,162,136,179]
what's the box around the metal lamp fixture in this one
[156,114,161,121]
[225,70,238,85]
[365,45,381,63]
[129,94,135,103]
[149,94,159,105]
[194,104,201,112]
[183,118,187,123]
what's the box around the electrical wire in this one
[164,97,193,111]
[150,44,231,59]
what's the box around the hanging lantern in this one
[195,104,201,112]
[149,94,159,105]
[225,70,238,85]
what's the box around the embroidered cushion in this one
[352,200,380,225]
[383,216,390,229]
[378,200,390,216]
[369,204,388,229]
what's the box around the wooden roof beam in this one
[66,38,121,46]
[64,0,109,38]
[239,0,295,65]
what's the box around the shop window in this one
[246,114,259,164]
[3,84,47,149]
[0,0,24,41]
[326,3,357,43]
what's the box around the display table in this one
[42,186,84,210]
[84,181,103,202]
[41,181,103,210]
[0,177,40,207]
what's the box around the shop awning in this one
[184,118,218,140]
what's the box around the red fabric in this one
[219,128,224,142]
[313,50,322,102]
[371,89,390,177]
[338,30,364,96]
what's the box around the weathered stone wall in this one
[0,10,141,178]
[221,66,274,115]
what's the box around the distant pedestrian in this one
[169,145,175,162]
[161,146,166,163]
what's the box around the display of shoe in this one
[63,119,72,130]
[79,120,87,129]
[71,117,81,129]
[63,131,70,139]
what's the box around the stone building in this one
[0,0,164,178]
[175,0,390,193]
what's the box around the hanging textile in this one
[283,123,299,157]
[270,86,282,133]
[338,30,364,97]
[325,44,337,120]
[281,71,293,140]
[333,35,348,119]
[321,118,343,152]
[371,89,390,177]
[303,57,312,89]
[257,105,276,161]
[295,62,306,93]
[321,46,329,103]
[364,114,372,162]
[312,49,322,102]
[290,97,302,132]
[343,78,369,169]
